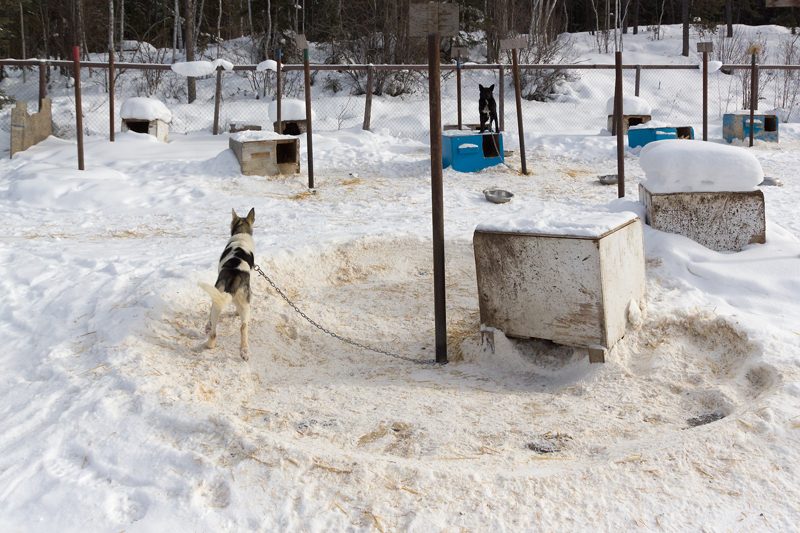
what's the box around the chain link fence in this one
[1,59,798,149]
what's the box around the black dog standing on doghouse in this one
[479,84,499,134]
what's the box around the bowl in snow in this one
[483,189,514,204]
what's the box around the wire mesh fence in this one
[1,59,798,148]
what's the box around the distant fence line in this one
[1,58,799,144]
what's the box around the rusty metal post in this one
[363,64,374,130]
[276,49,282,134]
[456,54,462,129]
[213,67,222,135]
[303,48,314,189]
[73,46,85,171]
[109,48,115,141]
[512,49,527,174]
[499,65,505,131]
[428,34,447,364]
[615,51,625,198]
[750,53,757,147]
[703,51,708,141]
[635,65,641,96]
[38,60,46,111]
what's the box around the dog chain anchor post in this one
[297,35,314,189]
[614,51,625,198]
[411,3,458,364]
[73,46,85,171]
[500,38,528,175]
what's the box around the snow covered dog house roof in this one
[269,99,316,123]
[606,95,652,116]
[120,97,172,123]
[639,139,764,193]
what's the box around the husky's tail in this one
[199,282,233,308]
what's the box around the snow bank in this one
[605,95,652,115]
[639,139,763,193]
[476,210,638,237]
[119,97,172,123]
[268,99,315,122]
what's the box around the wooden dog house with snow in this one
[229,133,300,176]
[606,95,652,135]
[122,117,169,142]
[120,97,172,142]
[273,119,308,136]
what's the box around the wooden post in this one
[38,60,46,112]
[750,53,757,147]
[512,49,527,174]
[276,49,282,134]
[456,54,462,129]
[109,48,115,142]
[363,64,374,130]
[703,51,708,141]
[615,51,625,198]
[428,34,447,364]
[73,46,85,171]
[498,65,505,131]
[635,65,641,97]
[303,47,314,189]
[213,67,222,135]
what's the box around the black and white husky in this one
[199,208,255,361]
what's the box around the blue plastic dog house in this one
[442,131,504,173]
[628,126,694,149]
[722,113,779,143]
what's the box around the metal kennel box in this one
[474,217,646,362]
[639,184,766,252]
[628,126,694,148]
[722,113,779,143]
[229,137,300,176]
[442,132,504,173]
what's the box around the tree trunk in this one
[108,0,114,56]
[682,0,689,57]
[173,0,179,62]
[185,0,196,103]
[216,0,222,57]
[20,3,26,82]
[119,0,125,47]
[633,0,639,35]
[726,0,733,38]
[194,0,205,50]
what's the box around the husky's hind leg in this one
[205,303,222,349]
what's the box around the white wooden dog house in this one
[120,97,172,142]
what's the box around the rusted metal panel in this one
[639,184,766,252]
[473,218,646,357]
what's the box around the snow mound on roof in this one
[171,59,233,77]
[120,97,172,123]
[256,59,280,72]
[606,95,652,115]
[476,210,638,237]
[639,140,764,193]
[268,99,315,122]
[230,130,298,142]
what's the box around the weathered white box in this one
[639,184,766,252]
[229,137,300,176]
[122,118,169,142]
[474,217,646,362]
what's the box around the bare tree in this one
[682,0,690,57]
[726,0,733,38]
[173,0,180,63]
[119,0,125,47]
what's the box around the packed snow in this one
[1,23,800,533]
[171,59,234,77]
[476,209,639,237]
[640,139,764,192]
[230,130,298,142]
[119,97,173,123]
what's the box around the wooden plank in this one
[500,37,528,50]
[696,42,714,53]
[295,34,308,50]
[410,3,459,36]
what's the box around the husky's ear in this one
[488,84,494,92]
[246,208,255,224]
[479,84,484,91]
[232,208,239,221]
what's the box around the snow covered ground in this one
[2,25,800,533]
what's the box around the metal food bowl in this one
[483,189,514,204]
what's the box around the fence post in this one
[38,60,46,112]
[511,50,527,174]
[456,55,462,129]
[703,51,708,141]
[750,53,757,147]
[499,65,505,132]
[303,48,314,189]
[73,46,85,171]
[109,48,115,142]
[615,51,625,198]
[635,65,641,97]
[276,49,282,134]
[213,67,222,135]
[363,64,374,130]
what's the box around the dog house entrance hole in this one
[126,120,149,134]
[764,116,777,132]
[627,117,645,128]
[283,122,301,136]
[676,126,693,139]
[276,140,297,164]
[483,134,501,159]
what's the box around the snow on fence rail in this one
[1,59,799,144]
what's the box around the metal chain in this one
[252,264,440,365]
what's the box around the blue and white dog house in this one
[628,125,694,149]
[723,113,779,143]
[442,130,504,173]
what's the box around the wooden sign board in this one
[295,34,308,50]
[748,44,762,55]
[500,37,528,50]
[766,0,800,7]
[410,3,459,37]
[697,42,714,53]
[452,46,470,58]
